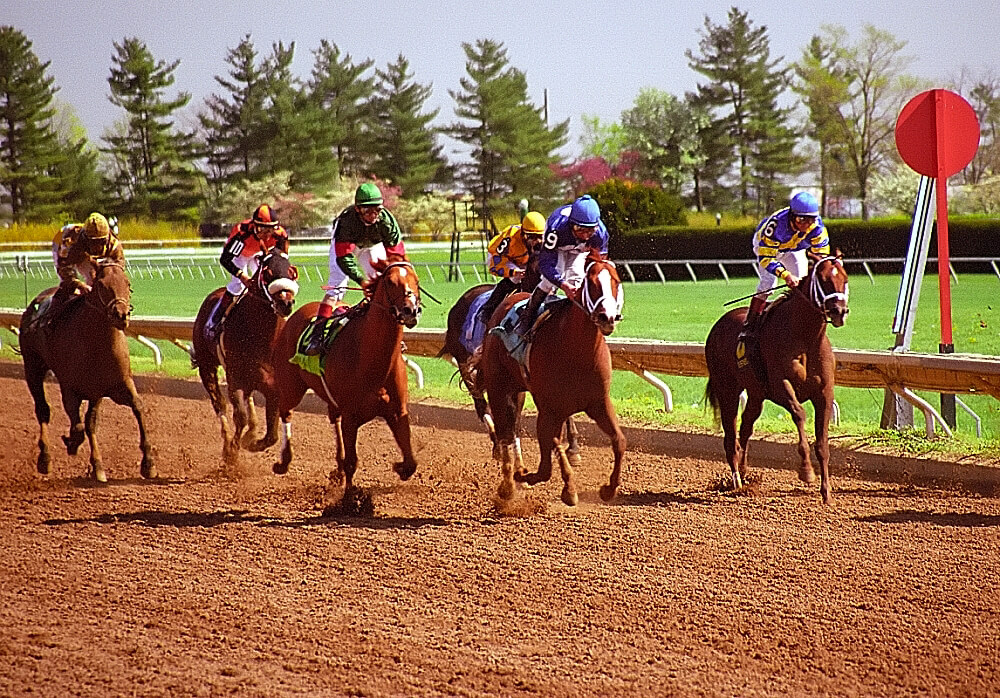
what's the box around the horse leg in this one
[383,410,418,481]
[272,372,309,476]
[780,379,815,486]
[226,386,248,463]
[564,415,582,468]
[737,394,764,485]
[23,352,53,474]
[242,393,260,449]
[812,395,834,505]
[587,398,627,503]
[327,415,345,487]
[108,381,156,479]
[339,416,364,510]
[60,388,86,457]
[715,386,745,490]
[83,399,106,483]
[496,440,516,501]
[512,391,528,478]
[518,410,560,487]
[249,389,280,452]
[200,364,234,461]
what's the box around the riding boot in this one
[516,286,547,335]
[302,304,336,356]
[739,295,768,341]
[479,277,517,326]
[208,291,235,338]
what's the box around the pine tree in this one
[368,54,447,197]
[307,40,375,178]
[103,37,200,219]
[686,8,798,215]
[448,38,567,221]
[0,26,64,222]
[199,35,269,188]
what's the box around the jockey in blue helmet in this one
[741,191,830,339]
[516,195,609,333]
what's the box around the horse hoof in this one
[497,479,514,500]
[567,451,583,468]
[272,461,289,476]
[37,452,51,475]
[393,460,417,481]
[92,466,107,484]
[62,434,82,456]
[599,484,617,502]
[248,438,276,453]
[798,464,817,484]
[561,487,579,507]
[343,488,374,517]
[140,458,156,479]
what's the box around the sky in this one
[6,0,1000,163]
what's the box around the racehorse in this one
[477,252,626,506]
[271,255,422,512]
[19,261,155,482]
[191,250,299,463]
[704,253,849,504]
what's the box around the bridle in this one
[581,258,624,325]
[91,262,132,318]
[253,251,299,313]
[806,256,849,323]
[368,261,422,326]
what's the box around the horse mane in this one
[363,253,411,294]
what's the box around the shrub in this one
[587,179,687,238]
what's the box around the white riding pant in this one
[323,243,386,302]
[226,254,261,295]
[537,249,588,295]
[753,240,808,294]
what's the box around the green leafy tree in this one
[103,37,200,219]
[686,7,798,216]
[579,114,628,165]
[307,40,375,178]
[813,25,917,219]
[953,69,1000,186]
[368,54,447,197]
[449,38,568,223]
[621,88,706,195]
[0,26,64,222]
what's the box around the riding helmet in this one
[569,195,601,227]
[789,192,820,217]
[355,182,383,206]
[252,204,279,227]
[521,211,546,234]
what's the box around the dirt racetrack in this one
[1,371,999,697]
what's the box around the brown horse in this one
[477,253,626,506]
[18,261,154,482]
[704,254,850,504]
[271,256,422,511]
[191,250,299,463]
[439,280,583,474]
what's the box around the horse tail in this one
[704,374,721,426]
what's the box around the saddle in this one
[488,296,568,372]
[290,302,365,375]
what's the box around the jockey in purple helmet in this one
[516,195,610,333]
[740,191,830,339]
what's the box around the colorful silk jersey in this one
[537,203,609,287]
[754,207,829,277]
[220,218,289,277]
[331,206,404,285]
[487,224,533,279]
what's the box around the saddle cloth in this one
[460,290,492,355]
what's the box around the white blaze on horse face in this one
[596,268,620,318]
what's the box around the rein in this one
[90,263,131,317]
[367,261,422,324]
[805,256,849,324]
[580,259,624,323]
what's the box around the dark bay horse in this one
[19,261,155,482]
[477,253,626,506]
[191,250,299,463]
[271,256,422,511]
[704,254,850,504]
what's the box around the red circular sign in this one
[896,90,980,177]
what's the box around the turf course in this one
[1,245,998,451]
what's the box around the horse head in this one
[89,261,132,330]
[253,251,299,318]
[581,254,624,336]
[807,253,850,328]
[367,256,422,328]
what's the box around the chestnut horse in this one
[19,261,155,482]
[704,254,850,504]
[477,253,626,506]
[191,250,299,463]
[271,256,422,510]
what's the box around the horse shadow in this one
[854,510,1000,528]
[42,508,451,531]
[610,490,715,507]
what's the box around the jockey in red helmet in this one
[208,204,290,337]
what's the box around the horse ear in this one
[834,247,844,260]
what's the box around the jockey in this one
[209,204,289,335]
[49,212,125,318]
[516,195,609,334]
[301,182,405,356]
[52,216,119,270]
[741,191,830,339]
[477,210,546,324]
